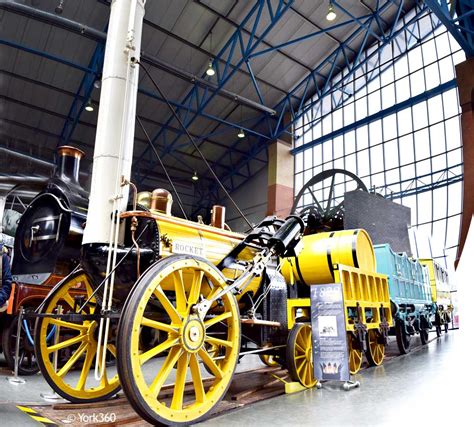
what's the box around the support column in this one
[456,57,474,262]
[267,120,294,218]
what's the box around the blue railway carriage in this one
[374,244,436,354]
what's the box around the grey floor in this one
[0,329,470,426]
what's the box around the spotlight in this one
[93,78,101,89]
[206,59,215,77]
[326,2,337,21]
[85,100,94,112]
[55,0,65,14]
[192,171,199,181]
[237,128,245,138]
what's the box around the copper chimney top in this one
[55,146,85,184]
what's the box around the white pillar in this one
[83,0,146,245]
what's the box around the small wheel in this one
[420,328,429,345]
[2,314,39,375]
[395,320,411,354]
[35,270,120,403]
[117,255,240,426]
[259,344,280,367]
[348,333,363,374]
[259,353,280,367]
[287,323,316,388]
[365,329,385,366]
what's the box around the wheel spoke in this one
[140,336,180,365]
[173,270,187,315]
[46,334,86,353]
[49,318,88,332]
[206,336,233,349]
[308,189,324,216]
[325,174,336,215]
[141,316,179,334]
[188,270,204,306]
[204,312,232,328]
[57,342,87,377]
[153,287,181,324]
[171,353,190,410]
[107,343,117,358]
[150,346,183,398]
[76,345,95,390]
[198,348,223,379]
[190,354,205,403]
[295,342,305,353]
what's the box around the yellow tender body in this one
[287,264,392,330]
[419,258,451,306]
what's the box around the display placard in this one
[310,283,350,382]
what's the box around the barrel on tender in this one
[281,229,376,284]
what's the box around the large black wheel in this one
[291,169,368,232]
[2,314,39,375]
[395,321,411,354]
[419,328,429,345]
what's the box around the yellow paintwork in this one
[37,273,120,401]
[135,210,263,300]
[289,323,316,388]
[419,258,452,306]
[128,257,240,424]
[281,229,376,284]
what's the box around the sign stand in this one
[7,307,26,385]
[310,283,360,391]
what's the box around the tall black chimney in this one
[55,146,84,184]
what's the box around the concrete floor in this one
[0,329,470,426]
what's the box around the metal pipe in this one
[0,0,104,42]
[0,0,273,115]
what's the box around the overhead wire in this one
[136,116,188,220]
[135,60,253,229]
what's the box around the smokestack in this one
[83,0,146,245]
[55,146,84,184]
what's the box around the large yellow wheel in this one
[286,323,317,388]
[117,255,240,426]
[365,329,385,366]
[348,333,363,374]
[34,271,120,402]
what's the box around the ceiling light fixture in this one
[85,99,94,112]
[237,128,245,138]
[206,59,215,76]
[206,31,215,77]
[326,2,337,21]
[55,0,65,14]
[192,171,199,181]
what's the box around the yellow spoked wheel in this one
[348,333,363,375]
[286,323,317,388]
[365,329,385,366]
[117,255,240,426]
[34,270,120,402]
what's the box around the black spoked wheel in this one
[419,328,429,345]
[291,169,367,232]
[395,321,411,354]
[2,314,39,375]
